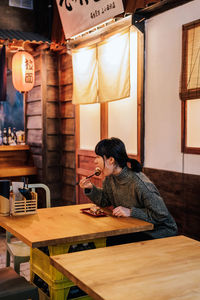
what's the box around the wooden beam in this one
[124,0,160,14]
[135,0,195,18]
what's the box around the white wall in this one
[145,0,200,175]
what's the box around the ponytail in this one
[127,158,142,173]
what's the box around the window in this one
[77,26,143,160]
[181,19,200,154]
[75,24,144,204]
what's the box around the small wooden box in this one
[10,192,37,216]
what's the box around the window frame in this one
[181,19,200,154]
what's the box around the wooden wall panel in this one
[46,55,58,69]
[36,169,43,182]
[47,70,59,85]
[78,152,96,171]
[63,168,76,185]
[46,119,60,134]
[47,86,59,101]
[144,168,200,241]
[46,103,59,118]
[183,173,200,239]
[47,151,60,166]
[61,119,75,135]
[32,154,43,169]
[43,52,62,206]
[59,54,76,204]
[35,71,42,86]
[62,185,76,205]
[27,86,42,101]
[27,101,42,116]
[60,84,73,101]
[77,186,92,204]
[27,116,42,129]
[46,167,61,182]
[61,102,75,118]
[62,152,75,169]
[47,135,60,151]
[62,135,75,151]
[76,150,103,204]
[27,51,75,206]
[26,51,62,206]
[30,146,42,155]
[60,70,73,85]
[26,54,43,185]
[60,54,73,68]
[34,55,41,71]
[77,175,102,204]
[48,183,62,201]
[27,129,42,145]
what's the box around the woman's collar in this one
[112,167,130,182]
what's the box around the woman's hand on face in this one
[79,177,93,189]
[112,206,131,217]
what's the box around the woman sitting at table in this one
[79,137,178,245]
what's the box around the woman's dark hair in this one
[95,137,142,173]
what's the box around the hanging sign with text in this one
[56,0,124,39]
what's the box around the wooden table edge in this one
[50,256,103,300]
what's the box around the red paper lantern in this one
[12,51,35,92]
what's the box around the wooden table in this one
[0,204,153,247]
[0,204,153,300]
[50,235,200,300]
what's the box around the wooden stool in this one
[0,267,39,300]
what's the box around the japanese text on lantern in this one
[25,59,34,83]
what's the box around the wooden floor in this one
[0,232,30,280]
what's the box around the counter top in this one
[0,145,30,151]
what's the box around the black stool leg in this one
[6,251,10,267]
[31,288,39,300]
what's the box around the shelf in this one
[0,144,37,178]
[0,166,37,178]
[0,145,30,151]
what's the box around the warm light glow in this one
[80,103,100,150]
[98,28,130,102]
[100,31,128,64]
[187,98,200,147]
[72,24,132,104]
[12,51,35,92]
[108,28,138,154]
[71,18,114,40]
[72,46,98,104]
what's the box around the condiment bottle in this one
[0,129,2,145]
[3,128,7,145]
[7,127,12,145]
